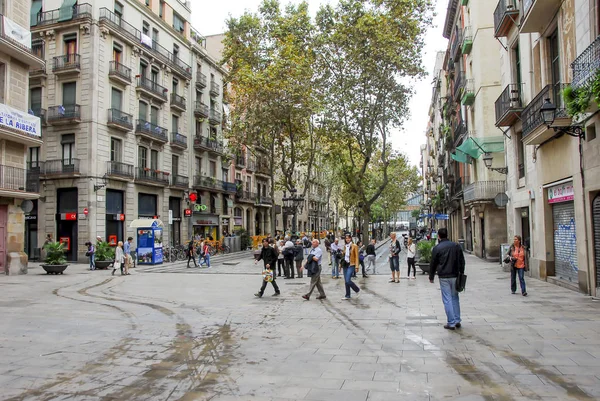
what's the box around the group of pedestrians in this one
[186,238,211,268]
[84,236,134,276]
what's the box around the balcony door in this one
[30,87,42,114]
[62,82,76,115]
[61,134,75,168]
[111,88,122,111]
[549,30,562,105]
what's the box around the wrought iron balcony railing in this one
[171,174,189,188]
[522,84,569,138]
[135,119,168,142]
[170,93,186,110]
[108,108,133,130]
[209,109,222,124]
[196,71,207,88]
[194,136,223,153]
[222,181,237,193]
[136,76,168,100]
[53,54,80,72]
[32,3,92,27]
[453,71,465,100]
[109,60,132,83]
[135,167,170,184]
[194,175,224,190]
[171,132,188,149]
[0,165,35,192]
[47,104,80,122]
[194,101,209,118]
[494,0,519,38]
[450,29,462,61]
[107,161,134,178]
[41,159,81,175]
[571,35,600,90]
[235,156,246,167]
[495,83,523,127]
[210,81,220,97]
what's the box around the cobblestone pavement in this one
[2,243,600,400]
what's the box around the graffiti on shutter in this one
[593,195,600,288]
[553,202,578,283]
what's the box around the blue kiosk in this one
[130,219,163,265]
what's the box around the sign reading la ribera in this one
[0,104,41,137]
[548,181,574,204]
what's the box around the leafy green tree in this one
[314,0,432,238]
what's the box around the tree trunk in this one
[361,207,370,244]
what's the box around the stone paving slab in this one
[2,248,600,400]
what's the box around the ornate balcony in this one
[171,175,189,189]
[495,84,523,127]
[31,107,46,126]
[194,175,225,191]
[450,29,462,62]
[209,109,222,125]
[0,164,39,197]
[236,189,257,204]
[52,54,80,75]
[171,132,188,150]
[257,196,273,206]
[572,35,600,90]
[106,161,134,180]
[107,108,133,132]
[461,26,473,55]
[210,81,220,97]
[136,77,168,103]
[235,155,246,168]
[194,136,223,153]
[453,121,467,146]
[135,168,170,187]
[222,181,237,193]
[246,160,256,171]
[196,72,207,89]
[47,105,81,125]
[194,101,209,119]
[453,72,465,100]
[31,3,92,29]
[256,160,270,177]
[135,119,168,143]
[40,159,81,176]
[522,84,571,145]
[109,61,132,85]
[463,181,506,204]
[494,0,519,38]
[170,93,186,112]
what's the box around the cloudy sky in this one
[190,0,448,167]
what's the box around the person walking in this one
[124,237,133,272]
[330,238,341,279]
[200,241,211,268]
[294,239,304,278]
[275,240,284,277]
[186,239,198,268]
[324,236,331,266]
[302,239,326,300]
[255,239,281,297]
[282,237,295,279]
[357,241,368,278]
[507,235,528,296]
[302,234,310,255]
[365,239,376,274]
[85,241,95,271]
[429,228,465,330]
[112,241,126,276]
[341,234,360,300]
[389,233,401,283]
[406,237,417,279]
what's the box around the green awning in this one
[456,136,505,159]
[451,150,471,164]
[30,0,43,27]
[58,0,78,22]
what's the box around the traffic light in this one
[189,192,198,203]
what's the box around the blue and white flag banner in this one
[0,103,41,137]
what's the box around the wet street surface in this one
[2,248,600,400]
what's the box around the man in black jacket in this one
[254,239,281,297]
[429,228,465,330]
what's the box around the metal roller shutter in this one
[593,196,600,288]
[553,202,578,283]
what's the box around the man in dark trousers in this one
[186,239,197,268]
[254,238,281,297]
[429,228,465,330]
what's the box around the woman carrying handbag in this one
[505,235,528,296]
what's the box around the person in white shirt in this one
[407,237,417,279]
[329,238,341,279]
[302,239,326,300]
[282,237,296,279]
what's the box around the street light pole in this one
[282,188,305,235]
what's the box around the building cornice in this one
[443,0,459,39]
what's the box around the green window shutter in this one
[30,0,43,27]
[58,0,78,23]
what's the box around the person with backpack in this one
[429,228,465,330]
[85,241,95,271]
[282,236,296,278]
[186,239,197,268]
[302,234,310,255]
[254,238,281,297]
[365,239,376,274]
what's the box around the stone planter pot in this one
[94,260,113,270]
[417,261,430,275]
[41,264,68,275]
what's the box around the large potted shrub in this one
[94,241,115,270]
[41,242,68,275]
[416,240,436,274]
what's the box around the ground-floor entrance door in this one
[552,201,578,283]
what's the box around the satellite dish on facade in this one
[21,200,34,213]
[494,193,509,208]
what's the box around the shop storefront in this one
[169,197,182,246]
[192,204,219,239]
[106,189,125,245]
[548,181,578,284]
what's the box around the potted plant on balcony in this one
[94,241,115,270]
[41,242,69,275]
[416,240,436,275]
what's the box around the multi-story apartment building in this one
[493,0,600,294]
[436,0,506,260]
[28,0,228,261]
[0,0,44,273]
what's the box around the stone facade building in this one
[28,0,229,261]
[0,0,44,273]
